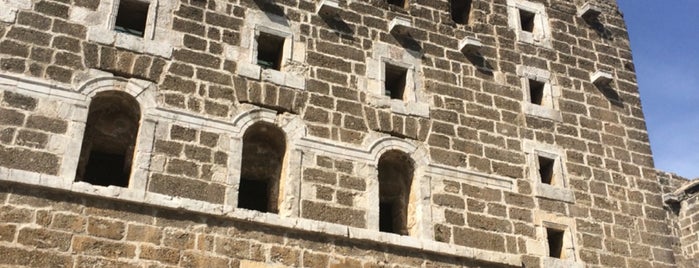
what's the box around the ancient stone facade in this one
[0,0,694,267]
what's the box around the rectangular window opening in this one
[114,0,149,37]
[385,64,408,100]
[519,9,536,32]
[538,156,555,185]
[529,79,545,105]
[257,32,286,71]
[387,0,407,8]
[238,178,270,212]
[451,0,472,24]
[547,228,565,259]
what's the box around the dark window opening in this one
[114,0,149,37]
[547,228,565,258]
[76,91,141,187]
[538,156,555,185]
[387,0,407,8]
[451,0,472,24]
[379,201,396,233]
[238,179,269,212]
[239,122,286,213]
[519,9,536,32]
[529,79,545,105]
[257,32,285,70]
[385,64,408,100]
[378,150,414,235]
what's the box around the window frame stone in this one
[364,43,429,118]
[518,65,562,122]
[507,0,552,47]
[81,0,174,58]
[529,212,583,268]
[524,140,574,203]
[234,11,306,90]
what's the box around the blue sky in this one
[617,0,699,179]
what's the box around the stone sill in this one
[543,256,584,268]
[535,183,575,203]
[87,28,174,58]
[238,63,306,90]
[524,103,562,122]
[368,97,430,118]
[0,167,521,267]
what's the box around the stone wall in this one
[0,0,685,267]
[659,171,699,268]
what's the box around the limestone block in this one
[591,70,613,86]
[577,3,602,19]
[459,36,482,54]
[88,28,115,46]
[316,0,341,16]
[238,63,261,80]
[389,16,412,36]
[285,73,305,90]
[262,69,285,85]
[0,8,17,23]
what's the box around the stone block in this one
[0,145,59,175]
[0,245,72,267]
[125,224,162,244]
[0,224,16,241]
[7,27,51,46]
[0,108,25,126]
[433,194,465,209]
[301,200,365,228]
[453,227,506,252]
[72,236,136,258]
[26,115,67,134]
[50,213,85,233]
[304,168,337,185]
[149,174,225,203]
[17,227,72,251]
[180,252,230,268]
[270,246,300,266]
[87,217,125,240]
[15,130,48,149]
[0,40,30,58]
[0,7,17,23]
[163,229,195,250]
[154,140,183,157]
[140,244,181,264]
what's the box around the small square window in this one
[387,0,407,8]
[384,64,408,100]
[519,9,536,32]
[451,0,472,25]
[114,0,149,37]
[547,228,565,259]
[538,155,555,185]
[257,32,286,71]
[529,79,545,105]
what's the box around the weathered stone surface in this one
[302,200,365,228]
[0,0,688,267]
[0,145,59,174]
[149,174,225,204]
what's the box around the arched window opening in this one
[76,91,141,187]
[378,150,414,235]
[451,0,473,25]
[239,122,286,213]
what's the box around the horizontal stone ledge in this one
[0,167,521,267]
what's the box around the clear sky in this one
[617,0,699,179]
